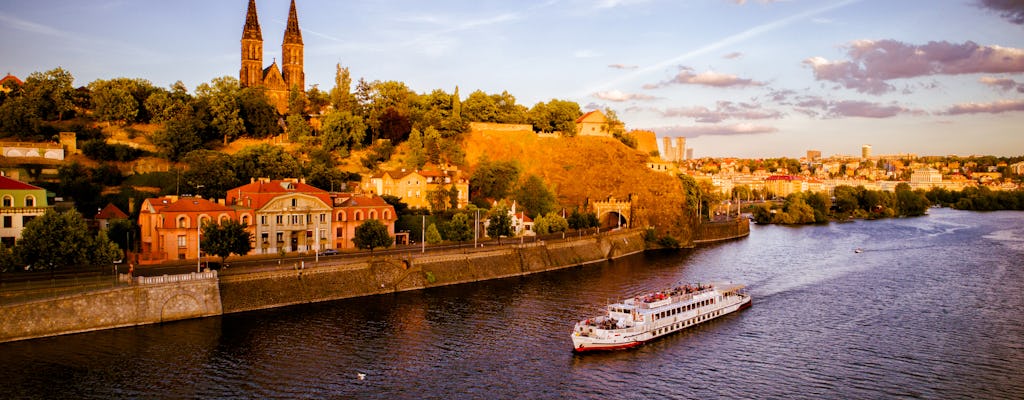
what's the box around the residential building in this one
[365,167,469,210]
[0,175,49,246]
[331,193,397,249]
[662,137,686,162]
[862,144,872,160]
[226,178,332,255]
[94,203,128,231]
[137,196,247,264]
[575,110,612,137]
[764,175,805,198]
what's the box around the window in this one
[242,215,250,225]
[291,198,297,207]
[276,215,283,224]
[22,216,33,226]
[336,227,343,237]
[383,210,391,220]
[276,232,284,243]
[1,196,11,207]
[177,216,188,228]
[25,196,35,207]
[355,211,363,221]
[320,213,326,223]
[369,210,377,220]
[177,235,187,248]
[337,211,346,221]
[261,215,267,225]
[2,216,11,228]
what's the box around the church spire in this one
[242,0,262,40]
[283,0,303,45]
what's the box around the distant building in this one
[0,175,49,246]
[94,203,128,231]
[686,148,694,160]
[910,168,942,185]
[807,150,821,162]
[862,144,872,160]
[662,137,686,162]
[365,167,469,210]
[575,110,612,137]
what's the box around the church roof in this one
[242,0,262,40]
[283,0,303,45]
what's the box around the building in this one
[137,196,248,264]
[365,167,469,210]
[331,193,397,250]
[0,74,23,94]
[764,175,806,198]
[662,137,686,162]
[240,0,304,113]
[0,175,49,246]
[686,148,694,160]
[575,110,611,137]
[807,150,821,162]
[862,144,872,160]
[94,203,128,231]
[226,178,332,255]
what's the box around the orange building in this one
[331,193,397,249]
[226,178,332,254]
[137,196,250,264]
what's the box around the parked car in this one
[318,249,339,256]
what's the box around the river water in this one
[1,208,1022,399]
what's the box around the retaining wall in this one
[0,271,221,343]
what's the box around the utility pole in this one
[421,215,425,253]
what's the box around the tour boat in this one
[571,282,751,352]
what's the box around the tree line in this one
[750,183,931,224]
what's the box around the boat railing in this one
[636,288,714,309]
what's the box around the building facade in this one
[240,0,304,114]
[0,175,49,246]
[226,179,332,255]
[331,193,397,250]
[137,196,248,264]
[366,168,469,210]
[662,137,686,162]
[575,110,611,137]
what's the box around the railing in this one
[133,271,218,285]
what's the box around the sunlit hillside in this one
[463,127,696,240]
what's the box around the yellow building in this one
[365,168,469,210]
[575,110,611,137]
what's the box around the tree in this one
[239,87,281,137]
[201,219,253,265]
[442,212,473,242]
[486,208,513,243]
[425,223,442,244]
[353,219,393,252]
[91,229,124,266]
[16,209,93,271]
[330,64,354,113]
[381,195,409,217]
[88,78,140,124]
[182,150,242,198]
[528,99,581,134]
[321,110,366,152]
[470,159,520,205]
[232,144,301,180]
[406,128,426,169]
[286,114,312,142]
[514,174,557,219]
[287,86,307,116]
[195,76,244,145]
[22,67,75,121]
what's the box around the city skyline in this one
[1,0,1022,158]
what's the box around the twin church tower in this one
[240,0,304,113]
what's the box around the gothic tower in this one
[240,0,263,88]
[281,0,304,92]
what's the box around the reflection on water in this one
[1,208,1022,399]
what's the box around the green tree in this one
[321,110,366,152]
[353,219,393,252]
[330,63,355,113]
[486,207,513,243]
[231,144,301,180]
[201,219,253,265]
[406,128,426,169]
[23,67,75,121]
[0,96,41,137]
[91,229,124,266]
[470,159,520,205]
[528,99,581,134]
[543,211,568,233]
[16,209,93,271]
[425,223,442,244]
[442,212,473,242]
[286,114,312,142]
[239,87,281,137]
[88,78,141,124]
[896,183,930,216]
[182,150,243,198]
[514,174,556,219]
[195,76,244,145]
[287,86,307,116]
[151,107,206,161]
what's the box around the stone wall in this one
[694,217,750,244]
[0,271,221,343]
[468,122,534,134]
[220,230,646,314]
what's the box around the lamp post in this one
[196,185,204,273]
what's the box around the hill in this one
[462,127,696,240]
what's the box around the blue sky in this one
[2,0,1023,158]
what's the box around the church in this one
[240,0,304,114]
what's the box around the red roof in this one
[162,197,234,213]
[0,74,23,87]
[765,175,802,181]
[575,110,600,124]
[95,203,128,220]
[0,175,42,191]
[226,179,331,210]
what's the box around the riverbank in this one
[0,221,750,343]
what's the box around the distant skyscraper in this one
[686,148,693,160]
[862,144,872,160]
[661,137,685,161]
[807,150,821,161]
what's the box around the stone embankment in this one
[1,230,645,342]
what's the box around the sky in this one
[1,0,1023,159]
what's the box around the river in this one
[1,207,1022,399]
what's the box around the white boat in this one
[571,282,751,352]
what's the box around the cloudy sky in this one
[2,0,1022,158]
